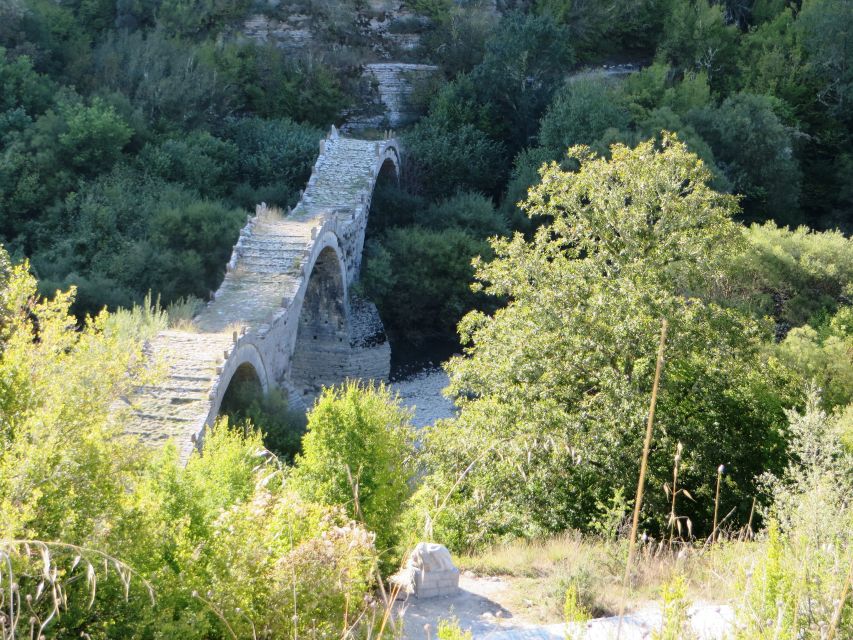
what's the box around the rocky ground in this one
[391,366,456,428]
[396,574,733,640]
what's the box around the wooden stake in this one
[616,318,668,640]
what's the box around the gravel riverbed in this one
[391,367,456,428]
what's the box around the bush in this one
[686,92,802,223]
[403,120,506,200]
[732,222,853,328]
[361,226,495,342]
[138,129,238,200]
[0,262,382,638]
[290,381,415,560]
[736,395,853,639]
[421,191,508,237]
[32,167,245,315]
[414,136,798,550]
[777,307,853,410]
[226,116,320,208]
[537,77,632,152]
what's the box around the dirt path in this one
[396,575,733,639]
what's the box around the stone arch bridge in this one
[120,128,400,460]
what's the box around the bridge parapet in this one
[117,128,399,460]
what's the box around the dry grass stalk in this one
[0,540,154,640]
[826,550,853,640]
[615,318,668,640]
[711,464,725,545]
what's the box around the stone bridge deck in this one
[118,129,400,460]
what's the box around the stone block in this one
[392,542,460,600]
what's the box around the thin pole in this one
[615,318,668,640]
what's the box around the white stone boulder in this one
[392,542,460,599]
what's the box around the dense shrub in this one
[776,307,853,410]
[736,395,853,638]
[93,28,235,131]
[732,222,853,327]
[290,382,415,560]
[225,116,320,208]
[537,77,632,152]
[403,120,506,200]
[686,92,802,223]
[361,226,495,342]
[32,167,245,314]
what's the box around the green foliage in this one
[421,191,508,237]
[777,307,853,410]
[32,167,245,315]
[290,381,415,558]
[733,222,853,327]
[226,116,321,208]
[158,0,252,36]
[211,42,347,126]
[471,11,575,150]
[797,0,853,123]
[652,574,692,640]
[419,5,499,75]
[659,0,739,90]
[563,583,591,633]
[0,48,55,115]
[536,0,666,58]
[436,617,474,640]
[403,120,507,199]
[93,28,234,131]
[139,129,239,199]
[361,226,495,342]
[0,257,380,637]
[537,77,632,152]
[687,92,802,223]
[736,395,853,639]
[415,136,796,550]
[221,379,307,463]
[57,97,133,174]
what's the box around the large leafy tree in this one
[413,135,797,550]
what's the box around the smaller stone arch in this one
[205,342,270,424]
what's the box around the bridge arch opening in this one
[291,245,350,401]
[218,362,264,419]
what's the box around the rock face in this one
[393,542,460,599]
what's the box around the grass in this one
[456,532,763,624]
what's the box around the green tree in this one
[362,226,495,341]
[776,307,853,410]
[537,77,632,152]
[412,135,796,550]
[687,92,802,223]
[226,116,320,208]
[798,0,853,123]
[290,382,415,558]
[403,120,506,199]
[471,11,575,150]
[659,0,739,90]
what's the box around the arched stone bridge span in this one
[121,128,399,460]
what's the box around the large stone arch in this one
[288,236,351,399]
